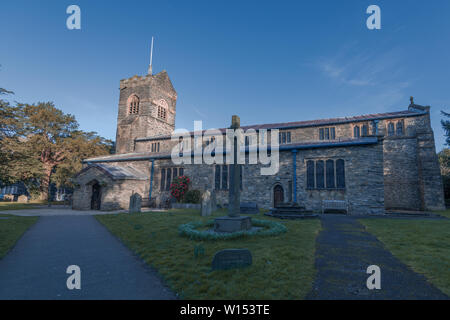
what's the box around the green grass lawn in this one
[435,209,450,218]
[0,214,38,258]
[0,201,66,211]
[96,209,321,299]
[360,218,450,296]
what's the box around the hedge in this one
[178,218,287,241]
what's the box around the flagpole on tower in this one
[148,36,154,75]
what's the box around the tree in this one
[0,87,21,184]
[52,131,113,188]
[438,149,450,206]
[2,101,113,200]
[440,111,450,206]
[441,111,450,146]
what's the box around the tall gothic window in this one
[388,122,395,136]
[160,168,166,190]
[166,168,172,191]
[354,126,360,138]
[156,99,168,120]
[336,159,345,188]
[362,124,369,136]
[127,94,140,115]
[307,160,315,189]
[307,159,345,190]
[316,160,325,189]
[326,159,335,188]
[396,121,404,135]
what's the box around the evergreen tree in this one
[441,111,450,146]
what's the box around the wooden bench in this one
[322,200,349,214]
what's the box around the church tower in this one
[115,68,177,154]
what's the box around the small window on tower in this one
[156,99,168,120]
[127,94,140,115]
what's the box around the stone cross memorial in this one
[214,115,252,233]
[129,192,142,214]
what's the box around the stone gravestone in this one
[129,192,142,213]
[17,195,28,203]
[212,249,252,270]
[201,190,212,216]
[240,202,259,214]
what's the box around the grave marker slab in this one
[211,249,252,270]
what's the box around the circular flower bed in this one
[178,218,287,241]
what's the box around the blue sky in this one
[1,0,449,151]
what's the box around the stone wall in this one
[383,137,421,210]
[72,166,147,211]
[115,72,177,154]
[165,143,385,215]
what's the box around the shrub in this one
[183,189,201,204]
[178,219,287,241]
[170,175,190,202]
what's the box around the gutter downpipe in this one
[292,149,297,204]
[149,159,155,200]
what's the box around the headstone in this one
[129,192,142,213]
[212,249,252,270]
[240,202,259,214]
[17,195,28,203]
[201,190,212,216]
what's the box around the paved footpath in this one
[0,215,176,300]
[307,215,448,300]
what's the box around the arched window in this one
[127,94,140,115]
[362,124,369,136]
[156,99,168,120]
[336,159,345,188]
[353,126,360,138]
[316,160,324,189]
[326,160,335,188]
[388,122,395,136]
[396,121,404,135]
[307,160,315,189]
[166,168,172,191]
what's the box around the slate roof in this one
[76,163,148,180]
[84,137,379,163]
[135,109,426,142]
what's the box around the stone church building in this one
[72,67,445,214]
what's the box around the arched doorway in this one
[91,182,101,210]
[273,185,284,208]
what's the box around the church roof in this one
[136,109,426,142]
[83,137,379,163]
[76,163,148,180]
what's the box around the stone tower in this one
[115,70,177,154]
